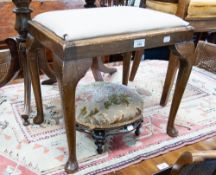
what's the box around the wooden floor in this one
[107,135,216,175]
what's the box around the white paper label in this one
[157,162,169,170]
[127,125,134,131]
[163,36,171,43]
[134,39,145,48]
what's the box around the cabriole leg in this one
[166,41,195,137]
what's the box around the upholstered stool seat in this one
[33,6,189,41]
[75,82,150,153]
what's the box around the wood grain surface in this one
[107,136,216,175]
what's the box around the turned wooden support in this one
[12,0,32,41]
[19,42,32,125]
[5,0,57,125]
[11,0,33,124]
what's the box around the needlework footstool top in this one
[76,82,144,129]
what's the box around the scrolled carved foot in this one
[33,115,44,124]
[65,159,78,174]
[135,121,143,136]
[167,126,178,137]
[135,126,140,136]
[21,114,30,126]
[93,130,106,154]
[41,78,57,85]
[96,143,104,154]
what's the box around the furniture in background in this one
[170,151,216,175]
[195,41,216,74]
[182,0,216,43]
[154,150,216,175]
[145,0,216,38]
[130,0,216,80]
[26,6,194,172]
[0,42,19,88]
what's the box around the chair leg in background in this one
[96,56,117,74]
[91,57,104,81]
[129,50,143,81]
[19,42,32,125]
[160,50,179,107]
[122,52,132,85]
[37,48,57,85]
[26,35,44,124]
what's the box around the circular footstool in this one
[76,82,144,154]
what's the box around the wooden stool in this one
[26,6,194,173]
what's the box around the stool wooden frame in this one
[26,18,194,173]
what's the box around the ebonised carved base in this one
[77,119,143,154]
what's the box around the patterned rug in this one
[0,61,216,175]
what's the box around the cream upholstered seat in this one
[33,6,189,41]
